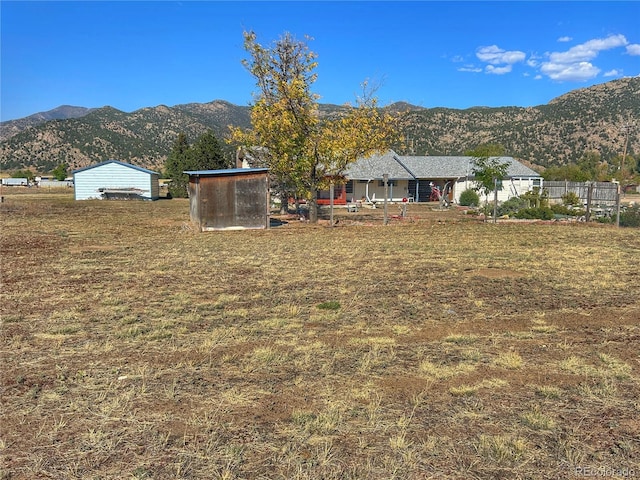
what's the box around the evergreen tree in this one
[190,130,229,171]
[164,131,231,198]
[164,133,192,198]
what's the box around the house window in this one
[533,179,541,187]
[345,180,354,194]
[378,179,397,187]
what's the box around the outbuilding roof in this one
[344,150,541,180]
[73,159,159,175]
[184,168,269,176]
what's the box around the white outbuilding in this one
[73,160,160,201]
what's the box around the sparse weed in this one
[460,347,482,362]
[389,432,412,450]
[450,384,478,396]
[444,333,478,345]
[531,324,558,334]
[577,378,618,398]
[494,351,523,369]
[317,301,341,310]
[521,405,556,430]
[597,352,633,379]
[532,384,563,399]
[419,360,476,379]
[475,434,528,465]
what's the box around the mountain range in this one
[1,77,638,174]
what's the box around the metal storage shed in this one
[184,168,270,231]
[73,160,160,201]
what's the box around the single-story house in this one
[328,150,542,205]
[184,168,270,231]
[73,160,160,201]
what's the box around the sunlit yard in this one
[2,191,639,479]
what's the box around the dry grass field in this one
[1,190,639,479]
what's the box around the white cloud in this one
[558,36,572,42]
[604,69,622,77]
[547,34,628,64]
[627,44,640,56]
[451,55,465,63]
[458,66,482,73]
[476,45,526,65]
[540,61,600,81]
[485,64,513,75]
[539,34,628,82]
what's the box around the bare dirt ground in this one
[1,191,639,479]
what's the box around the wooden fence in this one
[544,181,619,205]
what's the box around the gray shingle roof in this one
[343,150,413,180]
[344,150,541,180]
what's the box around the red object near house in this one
[317,184,347,205]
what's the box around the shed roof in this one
[73,159,159,175]
[184,168,269,176]
[344,150,541,180]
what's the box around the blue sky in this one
[1,1,639,121]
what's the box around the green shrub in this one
[498,197,528,217]
[551,204,585,216]
[168,177,189,198]
[619,204,640,228]
[561,191,582,207]
[521,188,549,208]
[317,301,341,310]
[596,216,614,224]
[459,189,480,207]
[514,207,554,220]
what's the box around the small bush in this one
[498,197,528,217]
[459,189,480,207]
[619,204,640,228]
[514,207,554,220]
[521,188,549,208]
[168,178,189,198]
[551,204,585,217]
[317,301,341,310]
[561,191,582,207]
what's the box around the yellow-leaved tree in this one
[229,30,400,223]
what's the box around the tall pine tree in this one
[164,131,230,198]
[190,130,229,171]
[165,133,191,198]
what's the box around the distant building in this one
[1,178,30,186]
[73,160,160,201]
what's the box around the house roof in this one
[344,150,541,180]
[73,159,159,175]
[343,150,415,180]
